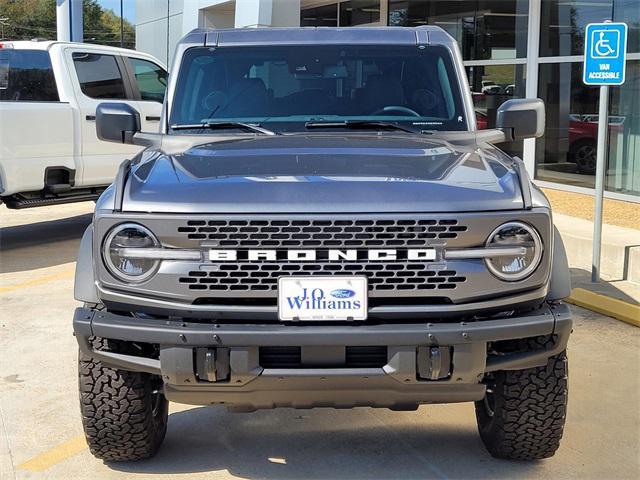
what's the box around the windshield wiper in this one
[304,120,419,134]
[171,121,278,136]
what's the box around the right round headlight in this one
[485,222,542,281]
[103,223,160,282]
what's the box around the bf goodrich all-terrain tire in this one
[78,337,168,462]
[475,350,568,460]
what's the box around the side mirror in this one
[496,98,545,141]
[96,103,141,144]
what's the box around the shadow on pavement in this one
[0,213,92,250]
[110,407,539,479]
[0,213,91,273]
[571,267,639,305]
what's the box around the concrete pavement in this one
[1,203,639,479]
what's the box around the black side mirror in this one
[96,103,141,144]
[496,98,545,141]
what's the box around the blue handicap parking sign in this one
[583,22,628,85]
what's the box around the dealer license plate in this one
[278,276,368,321]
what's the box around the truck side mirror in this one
[96,103,141,144]
[496,98,545,141]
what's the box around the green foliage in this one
[0,0,135,49]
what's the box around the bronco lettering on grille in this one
[208,249,437,262]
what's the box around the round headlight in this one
[103,223,160,282]
[485,222,542,281]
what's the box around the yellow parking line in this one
[18,435,87,472]
[567,288,640,327]
[0,269,74,293]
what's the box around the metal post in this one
[591,85,609,282]
[166,0,170,65]
[70,0,83,42]
[56,0,71,41]
[120,0,124,48]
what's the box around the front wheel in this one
[475,351,568,460]
[79,337,168,462]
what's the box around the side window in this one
[72,52,126,99]
[0,50,59,102]
[129,58,167,103]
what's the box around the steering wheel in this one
[371,105,421,117]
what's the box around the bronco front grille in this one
[98,211,552,307]
[177,218,467,248]
[179,263,466,292]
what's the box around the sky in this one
[97,0,136,23]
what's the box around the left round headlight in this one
[103,223,160,282]
[485,222,543,281]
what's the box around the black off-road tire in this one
[79,337,168,462]
[475,350,568,461]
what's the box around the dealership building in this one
[136,0,639,201]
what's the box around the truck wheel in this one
[474,351,568,460]
[78,337,168,462]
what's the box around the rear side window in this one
[72,52,126,99]
[0,49,59,101]
[128,57,167,103]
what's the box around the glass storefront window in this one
[388,0,430,27]
[535,61,640,196]
[540,0,639,57]
[613,0,640,54]
[301,1,381,27]
[608,60,640,195]
[467,64,526,157]
[388,0,529,61]
[340,1,380,26]
[301,5,338,27]
[536,62,599,187]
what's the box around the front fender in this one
[548,226,572,301]
[74,225,100,304]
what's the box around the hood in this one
[122,135,524,213]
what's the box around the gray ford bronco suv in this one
[73,27,572,462]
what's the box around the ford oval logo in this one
[331,289,356,299]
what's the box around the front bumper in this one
[96,283,550,320]
[73,302,571,410]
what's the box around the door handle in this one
[146,116,161,121]
[86,115,96,121]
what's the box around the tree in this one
[83,0,136,49]
[0,0,135,49]
[0,0,57,40]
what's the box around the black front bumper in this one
[73,303,571,409]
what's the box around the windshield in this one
[169,45,468,133]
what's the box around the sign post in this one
[582,22,627,282]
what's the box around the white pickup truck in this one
[0,40,167,209]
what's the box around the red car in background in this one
[568,114,624,174]
[475,109,488,130]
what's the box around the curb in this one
[567,288,640,327]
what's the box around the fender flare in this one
[547,226,572,301]
[74,225,100,304]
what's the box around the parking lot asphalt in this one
[1,203,639,480]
